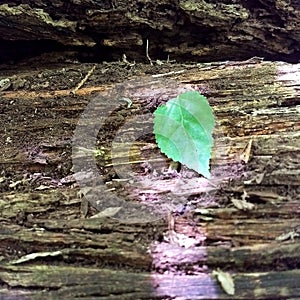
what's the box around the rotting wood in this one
[0,1,299,62]
[0,265,300,299]
[0,60,299,298]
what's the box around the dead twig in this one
[71,65,96,95]
[152,69,185,78]
[146,39,153,66]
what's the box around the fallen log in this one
[0,60,299,298]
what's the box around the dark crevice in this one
[0,37,299,66]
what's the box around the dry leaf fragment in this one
[231,198,255,210]
[213,268,235,295]
[90,207,122,219]
[240,139,253,163]
[0,78,11,91]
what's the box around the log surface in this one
[0,60,299,298]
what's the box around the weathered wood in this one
[1,265,300,299]
[0,60,299,298]
[0,1,299,62]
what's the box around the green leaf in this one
[153,91,215,178]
